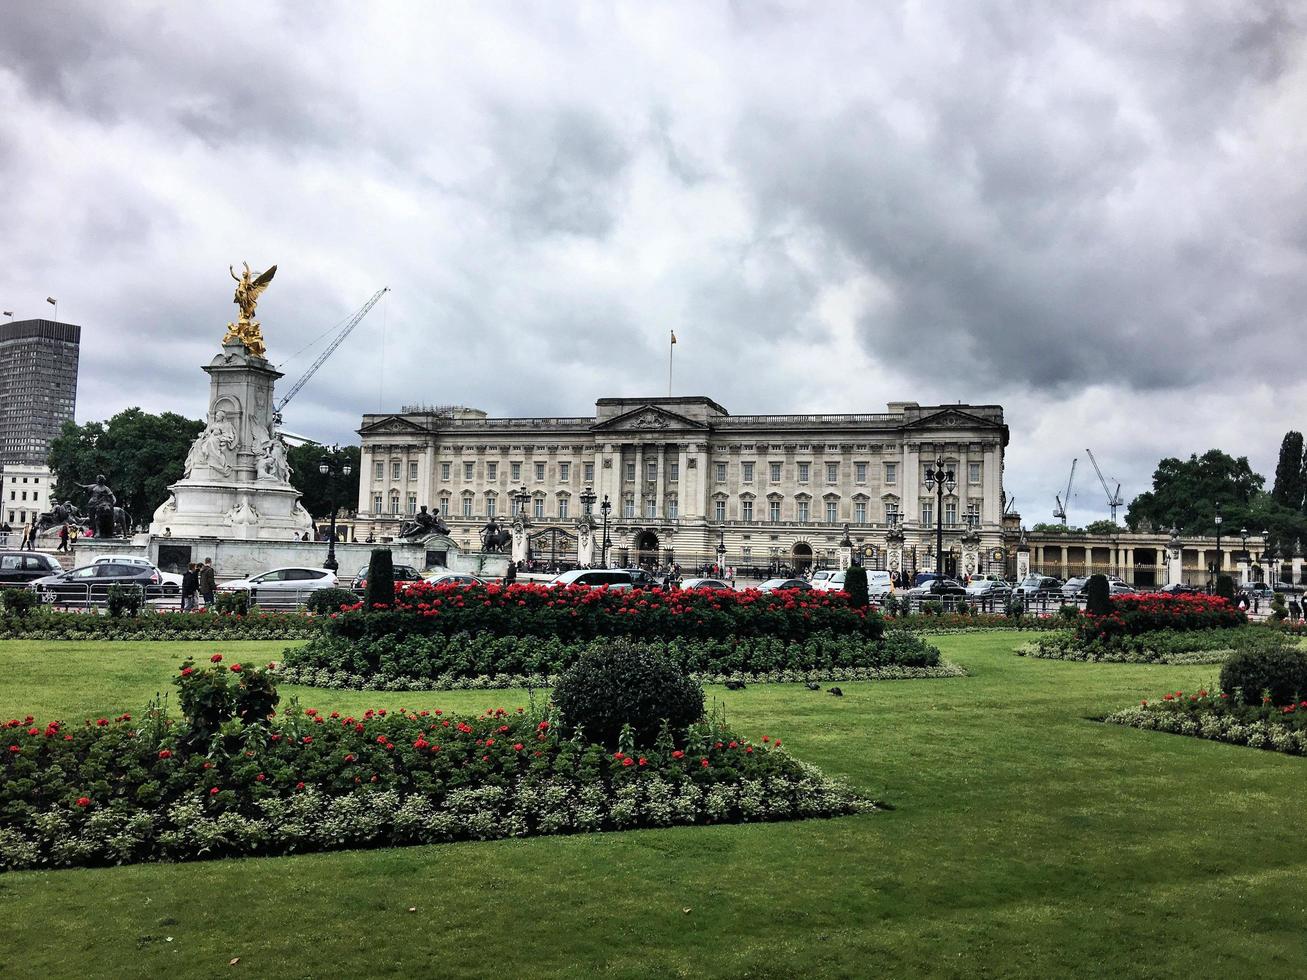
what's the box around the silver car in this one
[219,567,339,603]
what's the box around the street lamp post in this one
[923,458,956,578]
[599,494,612,568]
[317,454,353,573]
[716,528,726,574]
[1212,501,1223,590]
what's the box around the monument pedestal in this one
[150,342,312,541]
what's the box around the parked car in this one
[423,571,485,587]
[1061,574,1126,598]
[812,570,846,593]
[89,554,182,592]
[678,577,733,591]
[907,578,967,601]
[29,562,168,602]
[218,567,339,603]
[1241,583,1274,601]
[549,569,634,590]
[0,551,63,587]
[1157,583,1202,595]
[965,579,1011,603]
[622,568,667,590]
[351,564,423,590]
[758,578,813,592]
[1108,581,1136,596]
[1012,575,1063,602]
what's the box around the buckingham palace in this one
[354,396,1010,576]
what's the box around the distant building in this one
[2,462,54,527]
[355,396,1010,575]
[0,318,81,466]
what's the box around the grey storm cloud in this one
[2,0,1306,524]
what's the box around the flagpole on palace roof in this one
[668,328,677,396]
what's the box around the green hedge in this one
[0,610,321,641]
[1018,625,1292,665]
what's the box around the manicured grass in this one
[3,633,1306,977]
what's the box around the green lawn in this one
[2,634,1305,978]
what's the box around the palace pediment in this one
[358,415,429,436]
[590,404,708,433]
[903,408,1004,431]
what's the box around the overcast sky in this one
[3,1,1305,526]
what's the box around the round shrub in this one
[305,587,359,614]
[1215,575,1235,602]
[1,587,38,618]
[1085,574,1111,616]
[215,592,251,616]
[551,641,705,749]
[106,584,144,618]
[1220,637,1307,706]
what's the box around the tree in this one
[1030,522,1083,535]
[286,443,361,520]
[47,409,204,523]
[843,564,868,608]
[1125,450,1263,535]
[1271,431,1305,511]
[1084,520,1121,535]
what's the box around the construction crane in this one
[274,287,389,420]
[1085,448,1124,523]
[1053,458,1078,525]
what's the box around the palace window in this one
[945,501,958,526]
[408,461,418,481]
[486,495,496,517]
[797,500,810,523]
[559,462,570,482]
[461,496,473,517]
[742,546,752,561]
[511,462,521,482]
[372,493,382,513]
[374,461,384,480]
[535,462,545,481]
[390,493,400,514]
[667,497,678,519]
[826,462,838,483]
[626,463,636,482]
[967,501,981,524]
[742,461,754,483]
[441,462,451,481]
[921,501,933,526]
[770,462,782,482]
[885,502,899,523]
[855,462,867,483]
[623,496,635,519]
[715,462,727,482]
[669,462,679,481]
[645,497,657,519]
[741,499,753,521]
[648,461,658,482]
[439,493,450,515]
[463,462,474,480]
[714,500,726,521]
[482,462,494,481]
[558,497,569,520]
[392,461,401,480]
[407,494,417,515]
[969,462,982,484]
[533,497,544,519]
[798,463,810,483]
[583,462,594,482]
[854,501,867,524]
[825,501,838,523]
[769,500,781,522]
[884,462,896,485]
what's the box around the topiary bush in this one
[1270,593,1288,622]
[1220,637,1307,706]
[551,640,705,749]
[305,587,360,614]
[1057,604,1080,623]
[365,549,394,608]
[844,564,868,608]
[1,588,38,618]
[1215,575,1236,602]
[106,584,144,618]
[215,592,251,616]
[1085,574,1111,616]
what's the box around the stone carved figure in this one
[257,430,291,484]
[186,410,238,478]
[222,262,277,358]
[479,516,512,553]
[78,475,119,538]
[399,505,449,539]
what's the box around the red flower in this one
[256,773,266,781]
[622,757,634,767]
[302,736,313,744]
[512,742,523,751]
[210,653,223,663]
[295,781,305,790]
[700,758,710,768]
[96,718,108,727]
[344,753,355,762]
[158,749,173,759]
[8,745,19,754]
[76,796,91,807]
[672,750,685,759]
[229,663,243,673]
[210,787,220,795]
[180,666,194,676]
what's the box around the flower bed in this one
[0,609,319,641]
[330,581,882,644]
[882,612,1065,634]
[1018,626,1287,665]
[1077,593,1244,643]
[1105,689,1307,756]
[280,629,956,690]
[0,662,869,872]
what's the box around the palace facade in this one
[355,396,1010,575]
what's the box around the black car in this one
[758,578,813,592]
[29,562,167,602]
[908,578,968,600]
[623,568,666,590]
[0,551,63,587]
[352,564,424,590]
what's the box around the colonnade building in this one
[355,396,1009,575]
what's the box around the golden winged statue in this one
[222,261,278,358]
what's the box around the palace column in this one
[654,441,665,520]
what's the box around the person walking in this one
[199,558,216,609]
[503,562,517,586]
[181,562,199,612]
[22,521,36,551]
[57,523,69,553]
